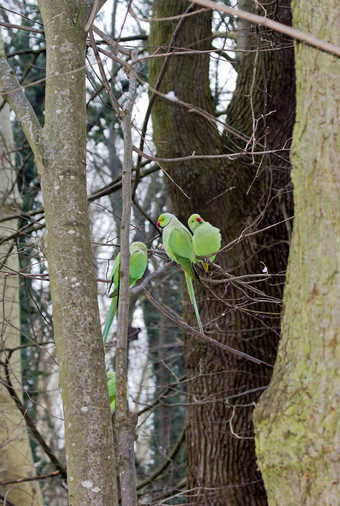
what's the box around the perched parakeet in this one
[107,372,116,411]
[157,213,203,333]
[188,214,221,271]
[106,372,129,412]
[102,242,148,344]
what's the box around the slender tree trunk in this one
[149,1,295,504]
[0,31,43,505]
[254,0,340,503]
[1,2,118,503]
[114,53,139,505]
[37,2,117,503]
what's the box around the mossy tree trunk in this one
[1,2,117,503]
[0,30,43,506]
[253,0,340,503]
[149,1,295,504]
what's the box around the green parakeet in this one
[107,372,116,411]
[106,372,128,412]
[157,213,203,333]
[188,214,221,271]
[102,242,148,344]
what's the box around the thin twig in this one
[0,470,62,486]
[0,360,67,479]
[131,261,175,296]
[92,24,131,57]
[0,21,44,34]
[0,55,43,164]
[190,0,340,57]
[114,48,139,506]
[132,2,196,198]
[136,376,186,417]
[137,427,185,491]
[89,29,121,116]
[143,290,273,369]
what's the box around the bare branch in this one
[0,20,43,34]
[136,375,186,417]
[133,145,289,163]
[143,290,274,369]
[0,470,62,486]
[131,261,175,297]
[0,360,67,479]
[0,55,42,162]
[132,1,196,197]
[114,48,139,506]
[0,493,16,506]
[83,0,108,32]
[92,24,132,57]
[190,0,340,57]
[88,29,121,116]
[137,426,185,490]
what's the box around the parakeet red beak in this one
[157,221,160,228]
[196,217,203,223]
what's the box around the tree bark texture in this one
[36,2,117,503]
[0,33,43,505]
[114,54,139,505]
[0,2,118,503]
[149,1,295,504]
[254,0,340,503]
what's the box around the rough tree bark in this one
[0,30,43,506]
[254,0,340,503]
[149,1,295,504]
[0,2,117,504]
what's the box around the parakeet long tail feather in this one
[102,296,118,344]
[185,272,203,333]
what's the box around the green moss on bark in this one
[254,0,340,503]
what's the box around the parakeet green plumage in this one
[102,242,148,344]
[188,214,221,271]
[106,372,128,411]
[157,213,203,333]
[107,372,116,411]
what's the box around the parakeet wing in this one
[193,223,221,258]
[129,249,148,282]
[110,252,121,291]
[167,227,196,278]
[107,372,116,411]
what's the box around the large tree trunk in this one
[253,0,340,503]
[0,31,43,505]
[149,1,295,504]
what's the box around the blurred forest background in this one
[0,0,339,505]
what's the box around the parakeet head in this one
[157,213,175,228]
[188,213,204,232]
